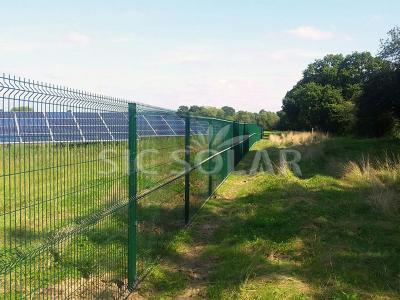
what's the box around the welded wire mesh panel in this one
[245,123,262,149]
[136,177,185,275]
[188,117,210,218]
[233,122,245,165]
[136,104,186,277]
[0,75,129,298]
[1,74,262,298]
[188,117,234,218]
[136,107,185,193]
[208,119,233,194]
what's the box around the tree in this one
[256,110,279,129]
[379,26,400,68]
[276,111,289,130]
[356,69,400,137]
[180,105,281,129]
[281,50,390,134]
[279,28,400,135]
[282,83,349,133]
[11,106,33,112]
[221,106,235,119]
[188,106,201,114]
[177,105,189,115]
[198,106,224,118]
[338,52,389,99]
[235,111,256,123]
[301,54,344,87]
[327,101,356,135]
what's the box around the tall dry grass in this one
[343,155,400,216]
[269,131,329,147]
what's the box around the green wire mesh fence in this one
[0,75,262,298]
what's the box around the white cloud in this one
[288,26,334,40]
[65,32,92,46]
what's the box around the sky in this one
[0,1,399,112]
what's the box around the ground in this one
[133,134,400,299]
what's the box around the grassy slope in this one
[135,136,400,299]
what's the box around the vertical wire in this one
[8,78,13,299]
[0,76,260,298]
[2,78,5,298]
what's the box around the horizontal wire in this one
[1,134,254,276]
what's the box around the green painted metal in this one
[128,102,137,291]
[0,75,263,298]
[184,115,190,225]
[233,121,240,166]
[208,119,213,197]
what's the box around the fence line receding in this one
[0,74,262,299]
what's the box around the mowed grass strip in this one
[135,134,400,299]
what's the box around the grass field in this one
[0,128,229,298]
[0,134,213,298]
[134,133,400,299]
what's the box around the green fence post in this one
[244,124,249,155]
[128,102,137,291]
[227,121,235,174]
[239,123,244,162]
[208,119,213,197]
[233,121,239,166]
[184,115,190,224]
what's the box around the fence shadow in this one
[132,138,400,298]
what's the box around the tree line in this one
[280,26,400,137]
[177,105,280,130]
[177,27,400,137]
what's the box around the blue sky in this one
[1,1,399,112]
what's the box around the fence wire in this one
[0,74,262,299]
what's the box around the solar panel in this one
[15,112,42,118]
[74,112,113,141]
[0,118,17,129]
[76,118,104,126]
[137,115,156,136]
[20,135,53,142]
[191,119,209,134]
[101,112,127,125]
[162,115,185,135]
[143,115,175,135]
[16,112,52,143]
[0,112,16,118]
[0,114,20,143]
[46,112,83,142]
[73,112,96,118]
[46,112,77,126]
[0,136,20,143]
[1,110,191,143]
[101,112,128,140]
[20,126,50,133]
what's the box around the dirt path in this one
[174,217,219,299]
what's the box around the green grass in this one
[136,136,400,299]
[4,132,397,299]
[0,135,201,298]
[0,131,225,298]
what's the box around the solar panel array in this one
[0,111,209,143]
